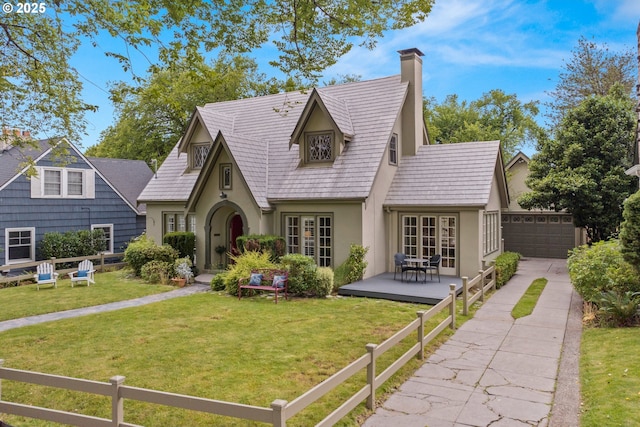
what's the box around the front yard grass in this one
[0,270,173,322]
[0,293,475,426]
[580,327,640,426]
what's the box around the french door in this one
[402,215,457,276]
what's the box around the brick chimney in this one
[398,48,426,156]
[1,127,32,151]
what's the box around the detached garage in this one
[502,213,577,259]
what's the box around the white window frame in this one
[92,224,114,253]
[31,166,94,199]
[163,212,196,235]
[5,227,36,264]
[483,211,500,255]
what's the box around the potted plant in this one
[214,245,226,269]
[172,257,193,287]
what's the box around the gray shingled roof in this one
[384,141,502,207]
[88,157,154,213]
[0,139,51,189]
[139,75,409,207]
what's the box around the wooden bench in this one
[238,269,289,303]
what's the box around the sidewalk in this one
[0,283,210,332]
[363,258,581,427]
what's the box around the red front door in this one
[229,214,243,257]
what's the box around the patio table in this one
[403,258,429,282]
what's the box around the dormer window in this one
[192,144,210,169]
[389,134,398,165]
[307,131,334,163]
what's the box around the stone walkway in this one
[0,283,210,332]
[363,258,581,427]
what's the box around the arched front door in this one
[229,214,244,257]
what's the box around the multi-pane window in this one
[44,169,61,196]
[92,224,114,253]
[67,171,83,196]
[6,228,35,263]
[164,213,196,235]
[285,214,332,266]
[483,211,499,255]
[192,144,210,169]
[307,132,333,162]
[37,167,88,198]
[421,216,436,259]
[389,134,398,165]
[402,216,418,258]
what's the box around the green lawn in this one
[511,278,547,319]
[580,327,640,427]
[0,270,174,322]
[0,291,473,426]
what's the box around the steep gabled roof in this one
[0,139,52,190]
[141,75,409,205]
[88,157,154,213]
[505,151,530,171]
[384,141,506,207]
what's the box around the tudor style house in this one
[138,48,509,279]
[0,135,153,265]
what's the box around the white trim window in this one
[285,214,332,267]
[31,167,95,199]
[163,213,196,235]
[5,227,36,264]
[483,211,500,255]
[92,224,114,253]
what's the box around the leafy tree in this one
[519,84,637,243]
[424,90,545,160]
[1,0,434,151]
[620,190,640,270]
[86,55,295,162]
[547,36,635,125]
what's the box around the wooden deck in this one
[337,272,464,305]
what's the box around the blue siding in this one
[0,152,143,262]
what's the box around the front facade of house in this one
[139,49,509,279]
[0,137,153,265]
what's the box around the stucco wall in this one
[507,159,530,211]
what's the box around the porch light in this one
[220,191,227,199]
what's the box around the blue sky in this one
[72,0,640,155]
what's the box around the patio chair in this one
[425,254,441,282]
[393,253,410,281]
[34,263,58,290]
[69,259,96,287]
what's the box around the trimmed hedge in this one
[236,234,286,261]
[494,251,521,288]
[124,234,179,276]
[39,229,107,261]
[163,232,195,261]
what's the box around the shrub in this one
[568,240,640,303]
[344,244,368,284]
[280,253,318,296]
[211,272,228,291]
[315,267,334,297]
[140,260,174,285]
[39,229,106,262]
[224,251,276,296]
[597,290,640,327]
[163,232,195,261]
[236,234,286,261]
[494,251,521,288]
[620,190,640,270]
[124,234,179,276]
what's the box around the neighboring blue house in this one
[0,135,153,265]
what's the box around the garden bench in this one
[238,269,288,303]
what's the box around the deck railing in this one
[0,267,495,426]
[0,253,125,285]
